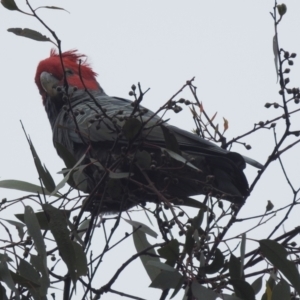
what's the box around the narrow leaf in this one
[0,219,25,240]
[150,269,182,290]
[229,254,241,280]
[26,136,56,192]
[161,125,181,155]
[161,148,200,171]
[43,204,77,282]
[7,28,52,43]
[125,219,158,238]
[37,6,69,13]
[0,179,57,196]
[109,172,132,179]
[72,165,89,192]
[273,34,279,82]
[55,142,77,168]
[240,233,246,278]
[229,279,255,300]
[132,228,160,281]
[122,118,142,140]
[30,254,49,294]
[72,242,88,278]
[251,275,263,295]
[191,281,219,300]
[24,206,47,262]
[204,248,225,274]
[51,153,86,195]
[260,239,300,295]
[0,257,19,300]
[135,150,152,169]
[210,111,218,122]
[0,282,8,300]
[147,261,176,272]
[271,279,289,300]
[158,239,180,267]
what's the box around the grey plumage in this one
[43,88,261,213]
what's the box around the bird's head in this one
[35,49,101,104]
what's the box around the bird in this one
[35,49,262,213]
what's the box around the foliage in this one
[1,1,300,300]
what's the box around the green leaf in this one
[109,172,132,179]
[158,239,180,267]
[184,226,195,256]
[1,0,19,11]
[24,206,49,295]
[277,4,287,16]
[191,281,219,300]
[229,254,241,280]
[0,254,12,263]
[273,34,279,83]
[147,261,176,272]
[124,219,158,238]
[251,275,263,295]
[260,239,300,294]
[271,279,290,300]
[229,279,255,300]
[122,118,142,140]
[132,228,160,281]
[24,207,47,263]
[43,204,77,282]
[18,259,41,299]
[36,5,69,13]
[170,276,185,299]
[161,148,199,171]
[30,254,49,295]
[161,125,181,155]
[0,282,8,300]
[7,28,52,43]
[55,142,77,169]
[0,256,19,300]
[9,271,40,289]
[150,269,183,290]
[0,179,57,196]
[0,218,25,240]
[76,219,90,240]
[26,137,56,192]
[72,165,89,192]
[51,152,86,195]
[190,209,204,229]
[72,242,88,278]
[172,197,210,211]
[15,210,71,230]
[89,158,104,170]
[240,233,246,278]
[135,150,152,169]
[204,248,225,274]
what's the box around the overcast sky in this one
[1,1,300,299]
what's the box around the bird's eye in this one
[65,69,73,75]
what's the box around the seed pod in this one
[277,3,287,17]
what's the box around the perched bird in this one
[35,50,262,213]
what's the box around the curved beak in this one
[40,72,60,97]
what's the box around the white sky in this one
[1,1,300,299]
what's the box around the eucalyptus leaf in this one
[124,219,157,238]
[0,179,57,196]
[161,148,199,171]
[122,118,142,140]
[260,239,300,294]
[132,228,160,281]
[7,28,52,43]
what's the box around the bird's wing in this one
[56,91,262,169]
